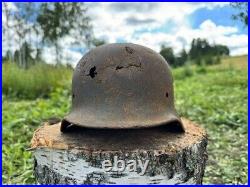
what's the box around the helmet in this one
[61,43,184,132]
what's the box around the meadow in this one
[2,55,248,184]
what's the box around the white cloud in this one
[2,2,247,66]
[85,2,230,41]
[42,46,82,66]
[84,2,247,57]
[130,19,247,56]
[199,19,238,35]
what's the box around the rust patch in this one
[115,63,142,71]
[125,46,134,54]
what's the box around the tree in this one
[21,42,35,68]
[13,42,35,68]
[189,38,211,60]
[92,38,106,47]
[2,3,12,62]
[4,3,38,68]
[2,50,13,62]
[176,49,188,67]
[214,45,230,56]
[3,3,93,66]
[35,48,43,63]
[188,38,229,65]
[159,45,176,67]
[231,2,248,26]
[37,3,91,64]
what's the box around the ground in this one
[2,55,248,184]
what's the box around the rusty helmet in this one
[61,43,184,132]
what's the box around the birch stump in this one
[30,118,207,184]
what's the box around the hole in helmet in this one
[116,65,124,70]
[165,92,169,97]
[88,66,97,78]
[72,93,75,99]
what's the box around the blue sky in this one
[189,6,247,34]
[2,2,248,65]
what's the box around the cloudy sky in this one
[2,2,248,66]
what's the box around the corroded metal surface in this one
[62,43,183,132]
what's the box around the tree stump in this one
[30,118,207,184]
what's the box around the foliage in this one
[37,3,91,63]
[174,57,247,184]
[160,38,229,68]
[92,38,107,47]
[176,49,188,67]
[2,55,248,184]
[189,38,229,65]
[4,42,55,69]
[3,3,42,68]
[159,45,176,67]
[2,88,71,184]
[230,2,248,26]
[2,62,72,99]
[2,2,92,66]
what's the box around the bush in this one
[173,63,193,80]
[2,62,72,99]
[183,63,193,77]
[196,64,207,74]
[204,55,214,65]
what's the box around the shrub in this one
[183,63,193,77]
[173,63,193,80]
[204,55,214,65]
[196,63,207,74]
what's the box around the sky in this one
[2,2,248,66]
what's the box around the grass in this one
[174,55,248,184]
[2,55,248,184]
[2,62,72,99]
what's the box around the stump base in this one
[31,118,207,184]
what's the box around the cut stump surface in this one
[31,118,207,184]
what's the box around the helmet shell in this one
[61,43,183,132]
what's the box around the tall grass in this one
[2,62,73,99]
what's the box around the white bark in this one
[31,118,207,184]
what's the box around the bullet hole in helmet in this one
[125,46,134,54]
[88,66,97,78]
[116,65,124,70]
[166,92,169,98]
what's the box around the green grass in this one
[2,62,72,99]
[2,55,248,184]
[174,56,248,184]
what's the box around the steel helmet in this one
[61,43,184,132]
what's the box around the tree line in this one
[2,2,246,69]
[160,38,230,67]
[3,2,104,69]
